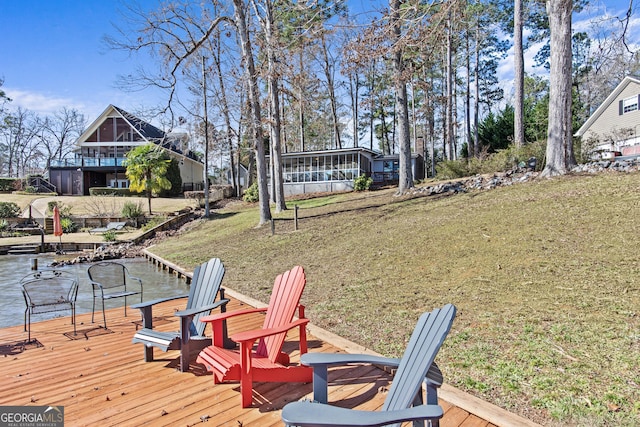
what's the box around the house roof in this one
[575,75,640,137]
[74,105,202,164]
[112,105,165,140]
[278,147,381,157]
[76,104,166,144]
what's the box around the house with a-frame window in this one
[576,76,640,158]
[48,105,204,195]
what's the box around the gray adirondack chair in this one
[131,258,229,372]
[281,303,457,427]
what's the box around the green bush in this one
[159,158,182,197]
[102,230,117,242]
[0,219,8,231]
[89,187,132,196]
[243,182,259,203]
[353,174,373,191]
[0,202,20,218]
[436,141,547,180]
[60,217,78,233]
[141,216,167,231]
[0,178,18,192]
[47,201,72,217]
[122,201,144,218]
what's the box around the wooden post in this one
[294,205,299,231]
[271,218,275,235]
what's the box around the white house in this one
[575,75,640,158]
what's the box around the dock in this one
[0,291,539,426]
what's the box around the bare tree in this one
[0,108,42,177]
[40,107,85,169]
[107,0,273,225]
[233,0,272,224]
[318,30,343,149]
[251,0,286,213]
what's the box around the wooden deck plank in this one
[0,295,501,427]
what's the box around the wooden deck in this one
[0,294,530,427]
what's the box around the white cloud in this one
[4,88,89,117]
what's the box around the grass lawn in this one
[2,194,196,216]
[77,173,640,425]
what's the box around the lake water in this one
[0,254,191,328]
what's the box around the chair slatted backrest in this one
[255,266,306,362]
[382,304,457,414]
[187,258,225,337]
[88,262,128,290]
[21,270,78,313]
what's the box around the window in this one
[622,95,639,114]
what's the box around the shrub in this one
[436,141,547,180]
[0,178,18,192]
[159,158,182,197]
[141,215,167,231]
[60,217,78,233]
[122,201,144,219]
[47,201,72,217]
[102,230,117,242]
[243,182,259,203]
[89,187,132,196]
[0,202,20,218]
[353,174,373,191]
[0,219,8,231]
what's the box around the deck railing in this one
[50,157,127,168]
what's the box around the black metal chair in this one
[21,270,79,342]
[87,261,143,328]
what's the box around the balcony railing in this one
[50,157,127,168]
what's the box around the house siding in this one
[582,81,640,144]
[48,105,204,195]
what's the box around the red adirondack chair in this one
[196,265,312,407]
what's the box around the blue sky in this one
[0,1,164,120]
[1,0,638,124]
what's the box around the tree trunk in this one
[298,49,306,152]
[212,32,238,198]
[474,23,480,156]
[514,0,525,147]
[320,34,342,149]
[391,0,414,194]
[542,0,572,177]
[465,23,473,158]
[264,0,286,213]
[446,14,454,160]
[233,0,272,224]
[349,72,359,147]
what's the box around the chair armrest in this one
[88,280,103,290]
[230,318,309,344]
[131,294,189,310]
[200,306,267,324]
[301,353,401,369]
[174,299,230,318]
[281,401,443,427]
[128,276,143,291]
